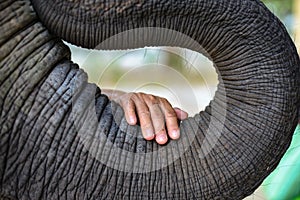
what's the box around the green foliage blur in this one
[262,0,294,34]
[262,0,293,18]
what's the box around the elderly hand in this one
[103,89,188,145]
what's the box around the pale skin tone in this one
[103,89,189,145]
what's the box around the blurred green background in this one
[68,0,300,199]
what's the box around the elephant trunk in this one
[1,0,299,199]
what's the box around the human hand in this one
[102,89,188,145]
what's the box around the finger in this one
[122,99,137,125]
[134,97,155,141]
[142,94,168,145]
[148,103,168,145]
[159,100,181,140]
[174,107,189,120]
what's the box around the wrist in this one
[102,89,126,101]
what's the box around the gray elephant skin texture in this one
[0,0,300,199]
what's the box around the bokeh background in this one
[67,0,300,199]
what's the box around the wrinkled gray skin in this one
[0,0,300,199]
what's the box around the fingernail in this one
[129,116,136,124]
[144,129,154,139]
[171,130,180,139]
[156,134,167,144]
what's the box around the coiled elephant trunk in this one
[0,0,299,199]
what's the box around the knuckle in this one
[160,98,171,106]
[138,93,162,105]
[148,95,159,104]
[141,124,153,130]
[148,94,155,100]
[159,98,172,108]
[165,110,177,118]
[140,110,151,117]
[137,92,145,97]
[128,93,137,100]
[123,99,133,108]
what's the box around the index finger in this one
[132,97,155,141]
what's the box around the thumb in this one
[174,107,188,120]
